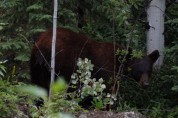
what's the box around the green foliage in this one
[116,49,143,64]
[52,77,67,93]
[172,85,178,92]
[0,38,31,80]
[148,104,163,118]
[113,43,178,117]
[171,65,178,92]
[165,3,178,45]
[81,0,145,48]
[0,0,146,81]
[18,78,77,117]
[71,58,117,109]
[164,46,178,94]
[0,39,30,61]
[130,49,143,59]
[117,101,137,112]
[117,62,178,117]
[0,79,19,117]
[0,61,35,117]
[0,0,178,117]
[0,79,37,117]
[116,49,129,62]
[18,85,47,99]
[0,0,53,81]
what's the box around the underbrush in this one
[118,63,178,117]
[0,79,36,117]
[1,56,178,118]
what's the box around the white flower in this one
[71,79,77,84]
[84,75,90,80]
[71,74,76,79]
[84,58,88,63]
[85,71,91,77]
[86,66,90,70]
[114,97,117,101]
[99,78,104,83]
[93,91,97,95]
[83,80,89,85]
[93,83,96,89]
[101,84,106,89]
[77,58,82,66]
[111,95,117,101]
[106,93,111,97]
[110,100,114,105]
[92,78,96,82]
[97,88,102,92]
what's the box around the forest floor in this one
[77,110,146,118]
[18,102,147,118]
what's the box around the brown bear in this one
[30,28,159,93]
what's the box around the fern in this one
[26,3,43,12]
[28,28,47,35]
[165,18,178,24]
[28,13,52,23]
[0,0,23,9]
[15,52,30,62]
[0,40,28,50]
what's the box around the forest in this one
[0,0,178,117]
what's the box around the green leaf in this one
[0,65,6,73]
[39,15,52,21]
[0,71,5,77]
[171,85,178,92]
[17,85,47,99]
[26,4,43,12]
[52,77,67,93]
[92,98,104,109]
[14,53,29,62]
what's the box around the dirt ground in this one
[18,103,147,118]
[77,110,147,118]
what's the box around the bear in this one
[30,28,159,94]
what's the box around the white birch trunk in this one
[49,0,58,98]
[146,0,165,67]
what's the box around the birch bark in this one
[49,0,58,98]
[146,0,165,67]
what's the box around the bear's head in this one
[128,50,160,87]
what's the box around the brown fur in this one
[30,28,159,92]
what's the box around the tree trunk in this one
[146,0,165,67]
[49,0,58,98]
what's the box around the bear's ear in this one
[148,50,160,63]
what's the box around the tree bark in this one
[146,0,165,67]
[49,0,58,98]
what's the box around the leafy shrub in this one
[0,79,37,117]
[0,61,36,117]
[19,78,76,118]
[117,49,178,117]
[71,58,117,109]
